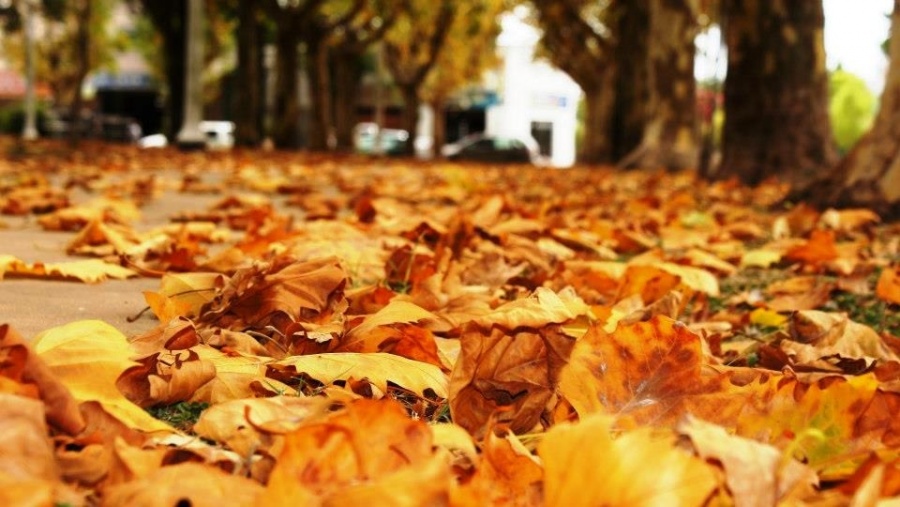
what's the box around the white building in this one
[486,10,582,167]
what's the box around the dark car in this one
[441,133,540,164]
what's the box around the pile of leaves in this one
[2,138,900,505]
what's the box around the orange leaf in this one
[540,414,718,506]
[262,399,444,505]
[558,316,708,425]
[784,229,838,265]
[876,265,900,305]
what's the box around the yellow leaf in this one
[540,414,718,507]
[749,308,788,328]
[741,249,784,269]
[0,257,136,284]
[158,272,221,315]
[269,352,448,398]
[345,299,435,340]
[32,321,172,433]
[472,287,591,330]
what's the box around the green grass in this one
[147,401,209,432]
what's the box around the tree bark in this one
[582,81,616,164]
[332,51,363,151]
[306,37,332,151]
[68,0,90,146]
[717,0,836,188]
[234,0,262,147]
[141,0,187,140]
[431,98,446,157]
[620,0,698,170]
[272,17,300,149]
[399,85,420,156]
[802,0,900,218]
[611,0,650,162]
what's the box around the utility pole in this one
[21,0,39,141]
[176,0,206,150]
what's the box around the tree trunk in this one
[717,0,836,188]
[332,51,362,152]
[621,0,698,170]
[399,85,420,156]
[68,0,90,146]
[581,77,616,164]
[141,0,187,140]
[306,37,332,151]
[802,0,900,218]
[234,0,262,147]
[610,0,650,162]
[272,19,300,149]
[432,98,446,157]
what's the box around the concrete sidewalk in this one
[0,177,223,340]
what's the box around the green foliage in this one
[828,69,877,152]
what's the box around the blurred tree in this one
[804,0,900,218]
[233,0,265,147]
[383,0,456,156]
[828,69,876,153]
[305,0,366,151]
[130,0,235,139]
[330,0,395,151]
[620,0,699,170]
[132,0,187,140]
[716,0,837,188]
[532,0,618,163]
[262,0,319,148]
[0,0,118,110]
[422,0,503,155]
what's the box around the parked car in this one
[353,122,410,155]
[137,121,235,150]
[441,133,540,164]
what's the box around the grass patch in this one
[147,401,209,432]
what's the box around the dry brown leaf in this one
[471,287,591,331]
[193,396,332,456]
[0,394,59,482]
[101,462,264,507]
[449,323,574,435]
[678,415,818,506]
[262,399,443,505]
[0,324,85,434]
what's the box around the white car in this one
[138,121,235,150]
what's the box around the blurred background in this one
[0,0,891,169]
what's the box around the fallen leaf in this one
[268,352,448,398]
[558,316,709,426]
[540,414,718,507]
[32,321,173,433]
[471,287,591,330]
[193,396,332,456]
[679,415,818,506]
[102,462,264,507]
[449,323,574,435]
[876,265,900,305]
[262,399,444,505]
